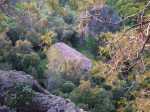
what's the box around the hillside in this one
[0,0,150,112]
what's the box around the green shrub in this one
[142,77,150,88]
[0,62,12,70]
[70,81,115,112]
[61,81,76,93]
[0,12,16,32]
[6,28,25,45]
[7,84,35,109]
[106,0,149,25]
[92,89,115,112]
[91,75,106,86]
[77,36,97,59]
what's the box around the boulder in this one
[32,93,80,112]
[47,42,92,73]
[80,5,121,36]
[46,43,92,88]
[0,70,81,112]
[0,106,11,112]
[0,70,49,96]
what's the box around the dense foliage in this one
[0,0,150,112]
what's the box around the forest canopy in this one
[0,0,150,112]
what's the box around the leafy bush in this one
[142,77,150,88]
[96,33,113,61]
[77,36,97,58]
[41,31,56,51]
[0,12,16,32]
[6,28,25,45]
[0,39,47,80]
[106,0,149,25]
[106,0,144,16]
[61,81,76,93]
[70,80,115,112]
[7,84,35,109]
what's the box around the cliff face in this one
[0,70,81,112]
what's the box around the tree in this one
[70,80,115,112]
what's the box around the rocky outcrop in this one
[0,70,81,112]
[0,70,49,95]
[32,93,80,112]
[47,42,92,73]
[46,42,92,90]
[80,5,121,36]
[0,106,11,112]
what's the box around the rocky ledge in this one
[0,70,81,112]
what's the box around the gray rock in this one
[32,93,80,112]
[0,70,81,112]
[0,106,11,112]
[47,42,92,73]
[46,42,92,87]
[0,70,49,96]
[80,5,121,37]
